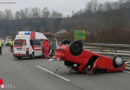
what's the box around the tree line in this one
[0,0,130,44]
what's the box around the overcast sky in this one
[0,0,118,15]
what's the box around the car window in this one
[30,40,41,46]
[14,39,26,46]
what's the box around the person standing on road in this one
[9,41,13,52]
[43,40,50,59]
[0,42,2,55]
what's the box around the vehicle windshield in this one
[14,39,26,46]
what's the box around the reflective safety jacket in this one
[0,42,2,47]
[10,41,13,46]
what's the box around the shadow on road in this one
[59,70,124,76]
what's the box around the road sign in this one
[74,30,86,40]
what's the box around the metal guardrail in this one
[84,43,130,56]
[84,43,130,49]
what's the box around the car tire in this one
[113,56,124,68]
[70,40,83,56]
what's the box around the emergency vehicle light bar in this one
[25,31,30,35]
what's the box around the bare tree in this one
[31,8,40,19]
[4,9,13,20]
[42,7,50,18]
[50,11,63,18]
[0,11,4,20]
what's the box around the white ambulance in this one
[13,31,48,59]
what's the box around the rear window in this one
[14,39,26,46]
[30,40,41,46]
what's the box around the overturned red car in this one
[53,40,125,74]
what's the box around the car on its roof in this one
[53,40,125,74]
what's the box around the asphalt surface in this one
[0,46,130,90]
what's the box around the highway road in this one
[0,47,130,90]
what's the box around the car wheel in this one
[70,40,83,56]
[113,56,124,68]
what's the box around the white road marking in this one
[48,59,60,62]
[48,59,55,61]
[35,65,70,82]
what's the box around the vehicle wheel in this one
[70,40,83,56]
[31,52,35,59]
[113,56,124,69]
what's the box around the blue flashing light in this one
[25,30,30,35]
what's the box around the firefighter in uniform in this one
[43,40,50,59]
[0,42,2,55]
[9,41,13,52]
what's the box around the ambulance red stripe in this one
[31,32,36,40]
